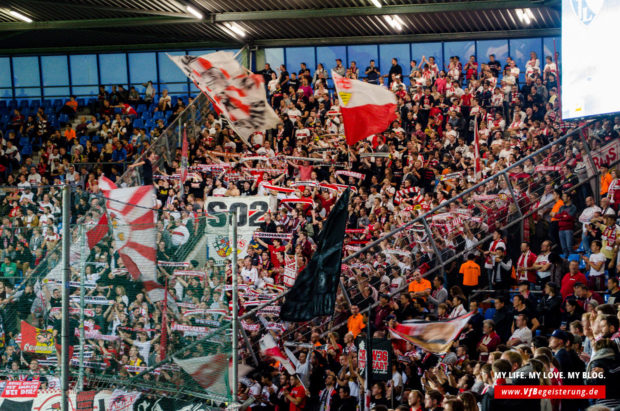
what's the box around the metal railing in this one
[236,120,620,358]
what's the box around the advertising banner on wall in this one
[204,196,277,263]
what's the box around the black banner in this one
[358,338,393,382]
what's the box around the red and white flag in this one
[389,313,473,354]
[98,176,117,192]
[104,185,162,301]
[474,115,482,181]
[173,354,252,393]
[331,71,397,146]
[168,52,280,146]
[259,333,296,375]
[86,213,109,249]
[121,103,138,116]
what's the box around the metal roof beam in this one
[12,0,192,18]
[213,0,560,22]
[253,28,560,47]
[0,16,202,31]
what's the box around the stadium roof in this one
[0,0,560,53]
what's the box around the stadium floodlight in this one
[186,5,203,19]
[384,15,403,31]
[9,10,33,23]
[224,22,246,37]
[371,0,382,8]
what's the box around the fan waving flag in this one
[168,51,280,146]
[259,333,296,375]
[105,185,162,301]
[389,313,473,354]
[20,321,55,355]
[332,71,397,146]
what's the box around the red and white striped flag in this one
[98,176,117,192]
[86,213,109,249]
[259,333,296,375]
[105,185,162,301]
[332,71,397,146]
[173,354,252,393]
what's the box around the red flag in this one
[122,103,137,116]
[180,127,188,184]
[474,115,482,181]
[332,71,397,146]
[86,213,109,249]
[20,321,55,355]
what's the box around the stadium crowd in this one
[0,49,620,411]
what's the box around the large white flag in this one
[105,185,162,301]
[169,52,280,145]
[173,354,252,394]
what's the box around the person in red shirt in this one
[283,374,307,410]
[560,260,587,300]
[477,320,500,361]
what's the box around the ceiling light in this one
[186,5,203,19]
[9,10,33,23]
[384,15,403,31]
[224,22,246,37]
[371,0,382,8]
[516,8,533,25]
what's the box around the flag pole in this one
[231,211,239,404]
[61,184,71,411]
[78,224,86,391]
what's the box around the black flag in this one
[280,189,350,322]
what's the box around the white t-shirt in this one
[535,253,551,279]
[133,340,152,364]
[588,252,606,277]
[509,327,533,345]
[241,267,258,284]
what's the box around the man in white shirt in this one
[583,240,606,291]
[507,314,532,347]
[533,240,552,285]
[579,196,601,254]
[27,167,41,186]
[240,257,258,285]
[286,103,301,124]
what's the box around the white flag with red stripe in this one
[173,354,252,393]
[98,176,117,192]
[331,71,397,146]
[105,185,161,301]
[168,52,280,146]
[259,333,296,375]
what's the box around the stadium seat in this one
[137,104,147,114]
[152,111,163,120]
[41,100,51,108]
[0,101,6,109]
[79,135,89,146]
[58,113,69,124]
[77,98,85,107]
[21,143,32,157]
[113,107,122,114]
[483,307,496,320]
[133,119,144,129]
[53,99,64,108]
